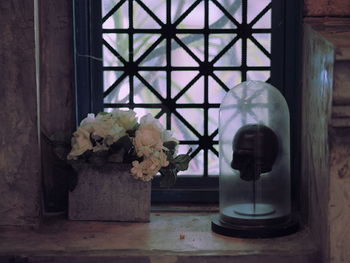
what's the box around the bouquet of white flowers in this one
[67,109,191,187]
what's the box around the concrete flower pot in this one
[69,163,151,222]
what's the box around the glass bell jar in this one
[212,80,298,238]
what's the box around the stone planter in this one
[69,163,151,222]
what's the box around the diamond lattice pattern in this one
[102,0,272,176]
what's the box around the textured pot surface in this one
[69,163,151,222]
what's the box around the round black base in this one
[211,214,299,238]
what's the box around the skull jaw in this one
[231,160,272,181]
[239,167,260,181]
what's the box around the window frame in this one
[73,0,302,204]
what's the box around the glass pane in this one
[139,39,167,67]
[133,1,161,29]
[177,34,204,62]
[142,0,167,24]
[247,71,270,82]
[102,0,129,29]
[208,145,219,176]
[139,71,167,98]
[209,34,238,63]
[173,1,204,29]
[177,108,204,135]
[171,71,199,98]
[213,71,241,90]
[214,39,242,66]
[176,76,204,104]
[134,34,161,61]
[103,71,124,92]
[208,108,219,135]
[171,114,198,141]
[208,76,227,104]
[209,0,240,29]
[171,39,199,67]
[247,38,270,66]
[253,9,271,29]
[104,76,129,104]
[247,0,270,24]
[133,76,162,104]
[103,33,129,63]
[252,33,271,54]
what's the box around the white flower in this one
[142,158,161,177]
[131,161,143,179]
[152,150,169,167]
[130,160,156,182]
[67,127,93,160]
[68,112,128,159]
[139,113,164,131]
[133,123,163,157]
[80,113,95,127]
[111,109,138,130]
[162,129,174,142]
[95,112,126,141]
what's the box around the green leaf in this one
[163,141,178,161]
[164,150,175,162]
[126,124,139,137]
[110,135,132,153]
[163,141,177,151]
[174,154,191,171]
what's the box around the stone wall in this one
[302,18,350,263]
[0,0,74,225]
[301,24,334,263]
[329,128,350,263]
[303,1,350,262]
[39,0,75,213]
[0,1,41,226]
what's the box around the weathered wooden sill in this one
[0,212,318,263]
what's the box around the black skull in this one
[231,124,279,181]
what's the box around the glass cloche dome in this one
[212,81,298,238]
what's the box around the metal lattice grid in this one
[101,0,272,177]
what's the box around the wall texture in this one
[304,0,350,16]
[0,1,41,226]
[301,24,335,263]
[40,0,75,136]
[303,18,350,263]
[39,0,75,213]
[329,128,350,263]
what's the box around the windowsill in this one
[0,212,319,262]
[151,203,219,212]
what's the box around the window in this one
[73,0,301,203]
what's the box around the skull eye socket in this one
[231,150,254,169]
[234,149,253,155]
